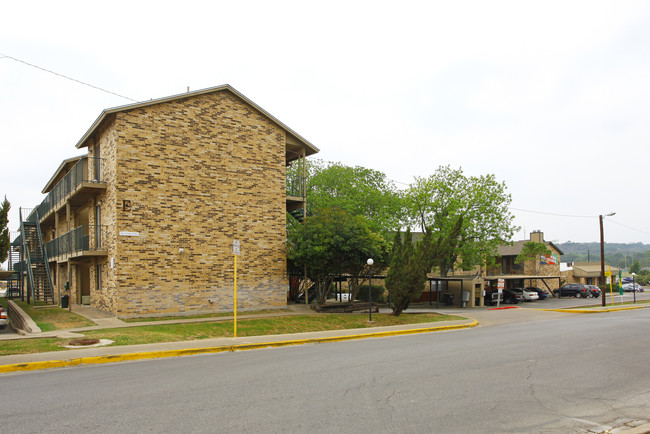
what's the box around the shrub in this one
[355,284,385,303]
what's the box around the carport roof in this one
[484,275,561,281]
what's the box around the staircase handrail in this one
[18,208,36,303]
[34,211,55,304]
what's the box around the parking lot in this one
[513,289,650,309]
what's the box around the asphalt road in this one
[1,308,649,433]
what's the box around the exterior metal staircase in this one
[19,208,55,304]
[289,208,306,223]
[6,242,21,298]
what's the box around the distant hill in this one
[556,241,650,270]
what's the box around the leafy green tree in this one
[287,207,387,304]
[636,269,649,286]
[288,159,404,237]
[404,166,518,276]
[630,260,641,274]
[0,196,10,264]
[385,228,435,316]
[515,241,552,264]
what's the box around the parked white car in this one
[512,287,539,301]
[622,283,644,292]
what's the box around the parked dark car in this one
[525,286,549,300]
[554,283,590,298]
[502,289,521,304]
[484,292,503,306]
[585,285,601,298]
[0,306,7,329]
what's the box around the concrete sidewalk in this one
[1,302,645,374]
[0,317,478,372]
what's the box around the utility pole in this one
[599,212,615,307]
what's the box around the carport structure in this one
[418,276,483,308]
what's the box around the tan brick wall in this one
[84,91,290,316]
[90,118,119,313]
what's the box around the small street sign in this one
[233,240,240,256]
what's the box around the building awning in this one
[427,275,481,282]
[0,271,15,280]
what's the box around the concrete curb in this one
[0,320,478,374]
[6,300,41,334]
[618,422,650,433]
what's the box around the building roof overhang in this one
[41,155,85,194]
[497,240,564,256]
[74,84,319,160]
[572,262,619,278]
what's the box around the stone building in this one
[14,85,318,317]
[483,230,564,295]
[416,230,564,308]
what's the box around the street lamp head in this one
[606,212,616,217]
[631,272,636,277]
[367,258,374,266]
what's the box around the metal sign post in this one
[497,278,504,308]
[233,240,240,338]
[606,268,613,306]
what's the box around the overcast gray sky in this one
[2,0,649,245]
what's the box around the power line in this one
[607,220,650,236]
[512,207,650,237]
[509,207,593,218]
[0,53,138,102]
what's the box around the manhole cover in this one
[68,338,100,346]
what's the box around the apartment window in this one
[94,143,101,181]
[96,264,102,291]
[95,205,101,248]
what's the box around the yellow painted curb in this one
[0,320,478,374]
[539,305,647,314]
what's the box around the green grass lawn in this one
[11,300,95,331]
[0,311,463,356]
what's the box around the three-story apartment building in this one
[15,85,317,317]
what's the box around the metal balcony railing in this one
[286,177,305,198]
[45,225,107,259]
[29,157,105,222]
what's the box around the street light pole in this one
[367,258,373,322]
[599,212,615,307]
[632,272,637,304]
